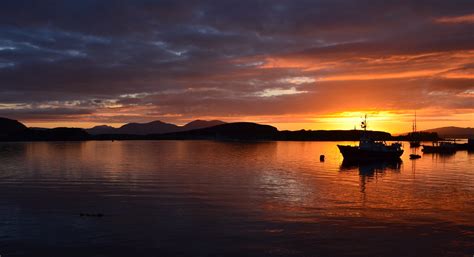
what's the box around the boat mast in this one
[411,111,416,134]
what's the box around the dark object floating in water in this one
[320,155,325,161]
[422,141,456,154]
[338,115,403,161]
[80,213,104,217]
[409,154,421,159]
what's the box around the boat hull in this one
[337,145,403,161]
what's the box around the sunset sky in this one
[0,0,473,133]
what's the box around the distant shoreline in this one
[3,117,469,143]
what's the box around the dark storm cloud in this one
[0,0,473,124]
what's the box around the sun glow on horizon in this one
[20,109,473,135]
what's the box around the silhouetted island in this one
[0,117,447,142]
[0,118,89,141]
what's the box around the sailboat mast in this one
[413,111,416,132]
[365,114,367,131]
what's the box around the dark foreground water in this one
[0,141,472,257]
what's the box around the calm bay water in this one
[0,141,472,257]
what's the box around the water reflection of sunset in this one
[2,140,473,255]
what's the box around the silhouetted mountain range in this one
[87,120,226,135]
[3,116,468,142]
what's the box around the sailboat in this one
[409,111,420,148]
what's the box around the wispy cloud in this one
[435,13,474,24]
[255,87,308,97]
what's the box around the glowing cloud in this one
[256,87,308,97]
[435,13,474,24]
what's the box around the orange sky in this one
[24,109,472,134]
[1,2,473,133]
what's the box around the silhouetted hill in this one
[182,120,226,131]
[87,120,226,135]
[422,127,473,138]
[87,121,180,135]
[118,120,179,135]
[0,117,90,141]
[0,117,27,138]
[151,122,278,140]
[87,125,116,135]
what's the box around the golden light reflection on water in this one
[16,140,474,226]
[0,140,472,256]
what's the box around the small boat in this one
[421,141,456,154]
[338,115,404,161]
[409,154,421,159]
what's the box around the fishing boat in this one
[409,111,420,147]
[337,115,404,161]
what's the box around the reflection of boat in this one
[337,115,403,161]
[340,159,402,175]
[421,141,456,154]
[409,111,420,148]
[409,154,421,159]
[340,159,402,193]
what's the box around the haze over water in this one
[0,140,473,256]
